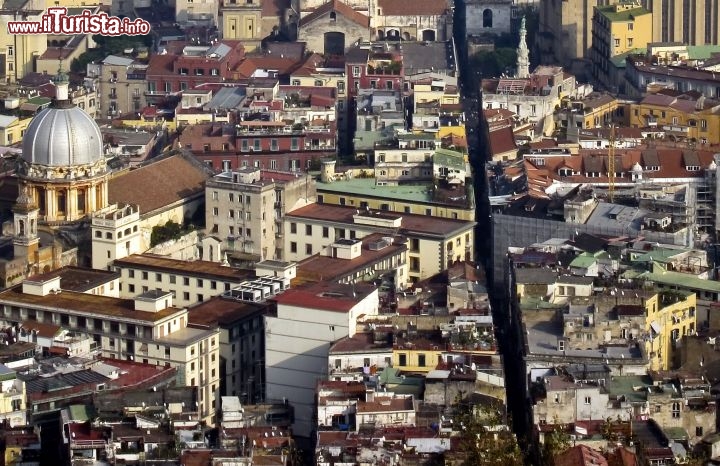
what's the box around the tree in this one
[150,220,186,247]
[71,33,153,73]
[453,399,524,466]
[541,424,572,465]
[469,48,517,79]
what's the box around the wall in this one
[299,16,371,55]
[265,291,378,437]
[116,263,241,308]
[466,0,512,36]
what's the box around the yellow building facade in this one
[629,98,720,145]
[221,5,263,52]
[0,116,33,146]
[392,345,443,373]
[0,366,26,427]
[0,0,47,83]
[591,2,652,85]
[645,291,697,371]
[316,181,475,221]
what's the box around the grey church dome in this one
[22,104,104,167]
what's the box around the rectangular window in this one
[398,354,407,366]
[305,225,312,235]
[305,244,312,255]
[322,226,329,238]
[290,242,297,253]
[584,396,591,405]
[253,139,261,151]
[418,354,426,367]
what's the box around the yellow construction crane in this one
[608,125,616,203]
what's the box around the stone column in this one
[88,184,96,213]
[67,188,77,221]
[45,188,55,222]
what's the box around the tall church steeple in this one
[516,16,530,79]
[13,184,39,261]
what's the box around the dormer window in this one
[558,168,572,177]
[686,165,700,171]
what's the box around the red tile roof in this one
[378,0,449,15]
[234,56,300,78]
[146,54,176,76]
[20,320,60,338]
[271,282,376,313]
[488,125,517,157]
[554,445,608,466]
[286,203,475,237]
[108,152,211,217]
[300,0,370,28]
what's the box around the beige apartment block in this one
[284,203,475,284]
[0,277,220,423]
[176,0,218,25]
[205,168,316,262]
[112,254,255,307]
[95,55,149,118]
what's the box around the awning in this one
[650,321,662,334]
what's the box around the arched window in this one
[18,220,25,236]
[483,9,493,28]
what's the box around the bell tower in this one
[13,184,40,261]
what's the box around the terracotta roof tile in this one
[378,0,449,15]
[300,0,370,28]
[270,282,376,312]
[488,126,517,156]
[108,152,212,217]
[554,445,608,466]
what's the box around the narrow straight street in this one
[453,3,534,461]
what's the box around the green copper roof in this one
[596,4,651,22]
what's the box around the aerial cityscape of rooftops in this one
[3,0,720,465]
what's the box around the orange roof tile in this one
[108,152,211,217]
[378,0,449,15]
[300,0,370,28]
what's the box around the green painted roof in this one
[597,4,651,22]
[353,126,400,151]
[67,404,95,422]
[0,364,15,382]
[26,96,52,105]
[687,45,720,60]
[631,247,689,264]
[642,269,720,294]
[610,48,646,68]
[605,375,653,402]
[433,148,465,170]
[570,253,598,268]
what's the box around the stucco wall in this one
[299,16,371,54]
